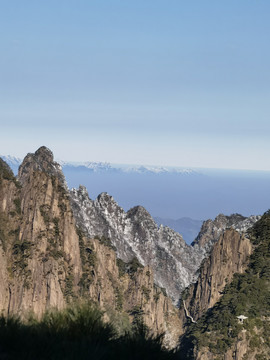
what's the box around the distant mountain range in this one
[2,154,270,223]
[0,155,22,174]
[1,155,199,176]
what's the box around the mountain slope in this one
[70,186,205,303]
[70,187,259,304]
[179,211,270,359]
[0,147,181,347]
[180,229,253,324]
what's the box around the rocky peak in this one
[70,187,204,303]
[0,147,183,347]
[95,192,122,213]
[127,205,158,235]
[192,213,260,254]
[18,146,67,188]
[127,205,157,224]
[127,205,152,219]
[35,146,54,163]
[96,192,114,203]
[74,185,89,199]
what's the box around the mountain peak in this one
[18,146,67,188]
[34,146,54,163]
[78,185,89,196]
[127,205,152,219]
[192,212,260,251]
[96,192,116,205]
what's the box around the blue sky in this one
[1,1,270,170]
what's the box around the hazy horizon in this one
[3,152,270,223]
[3,150,270,174]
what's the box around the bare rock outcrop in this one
[182,228,253,324]
[70,187,260,305]
[0,147,181,346]
[193,213,260,254]
[70,186,204,303]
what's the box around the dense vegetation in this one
[0,158,20,188]
[117,257,144,277]
[179,210,270,359]
[0,302,179,360]
[0,159,15,181]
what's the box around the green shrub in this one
[142,285,151,301]
[115,287,124,311]
[12,239,33,274]
[39,205,51,225]
[64,269,75,301]
[116,257,143,278]
[0,159,15,181]
[53,217,60,237]
[99,235,116,251]
[117,258,126,277]
[13,198,21,215]
[0,303,179,359]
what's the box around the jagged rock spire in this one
[18,146,67,188]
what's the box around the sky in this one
[1,0,270,170]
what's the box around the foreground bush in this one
[0,303,179,360]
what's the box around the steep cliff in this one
[0,147,82,317]
[179,211,270,359]
[182,229,253,323]
[0,147,181,346]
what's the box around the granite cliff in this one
[0,147,181,347]
[179,212,270,359]
[180,228,253,324]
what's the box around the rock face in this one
[193,213,260,254]
[0,147,181,347]
[70,186,205,303]
[1,147,81,317]
[18,146,67,188]
[182,228,253,323]
[179,211,270,359]
[70,187,260,304]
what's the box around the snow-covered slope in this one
[70,186,204,303]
